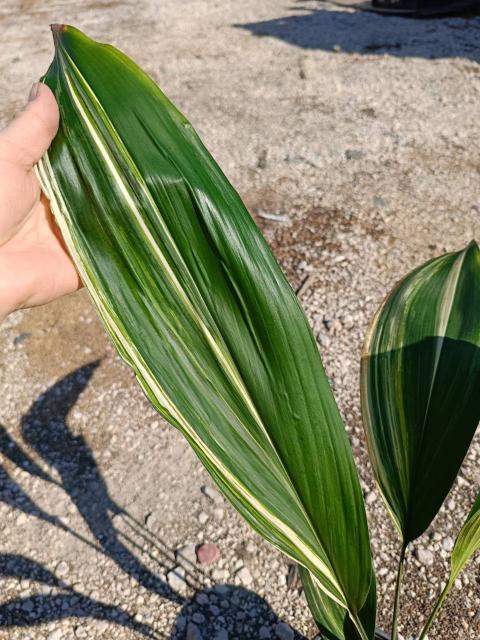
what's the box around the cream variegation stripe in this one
[37,146,347,611]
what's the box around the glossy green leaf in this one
[36,25,374,635]
[300,566,376,640]
[361,242,480,543]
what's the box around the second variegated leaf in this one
[361,241,480,543]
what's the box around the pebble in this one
[275,622,295,640]
[236,566,253,586]
[415,547,434,566]
[193,612,206,624]
[186,622,203,640]
[166,566,188,594]
[55,561,69,577]
[259,626,272,639]
[96,621,109,633]
[47,631,63,640]
[198,511,209,525]
[215,629,229,640]
[16,513,28,526]
[196,593,209,605]
[201,485,223,503]
[442,536,454,552]
[196,542,220,565]
[176,543,197,565]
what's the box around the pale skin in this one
[0,82,81,321]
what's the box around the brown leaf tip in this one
[50,24,67,33]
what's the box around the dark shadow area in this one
[18,362,187,602]
[0,424,55,484]
[0,554,161,638]
[1,364,309,638]
[236,6,480,62]
[0,362,208,633]
[170,584,308,640]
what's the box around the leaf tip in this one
[50,23,68,44]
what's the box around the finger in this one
[0,83,59,169]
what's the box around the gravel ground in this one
[1,1,480,639]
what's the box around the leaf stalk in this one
[391,543,407,640]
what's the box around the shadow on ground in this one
[236,3,480,62]
[0,363,307,638]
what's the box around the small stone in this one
[144,512,157,527]
[176,543,197,566]
[96,621,109,634]
[193,612,206,624]
[215,629,229,640]
[187,622,203,640]
[167,566,188,595]
[236,566,253,586]
[213,507,225,521]
[198,511,209,525]
[16,513,28,526]
[257,149,268,169]
[212,568,229,581]
[47,631,63,640]
[22,600,34,612]
[14,332,32,346]
[366,491,377,505]
[259,626,272,639]
[201,485,223,503]
[275,622,294,640]
[75,627,87,638]
[196,593,209,606]
[345,149,364,161]
[415,548,434,566]
[442,536,454,552]
[55,561,69,577]
[196,542,220,566]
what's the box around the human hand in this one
[0,82,81,321]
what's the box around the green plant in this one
[36,25,480,640]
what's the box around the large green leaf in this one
[361,242,480,543]
[36,25,374,635]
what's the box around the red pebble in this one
[196,542,220,566]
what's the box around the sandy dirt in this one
[0,1,480,639]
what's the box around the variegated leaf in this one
[361,242,480,543]
[36,25,374,636]
[450,493,480,584]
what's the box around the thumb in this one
[0,83,59,169]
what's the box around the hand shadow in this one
[19,361,184,603]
